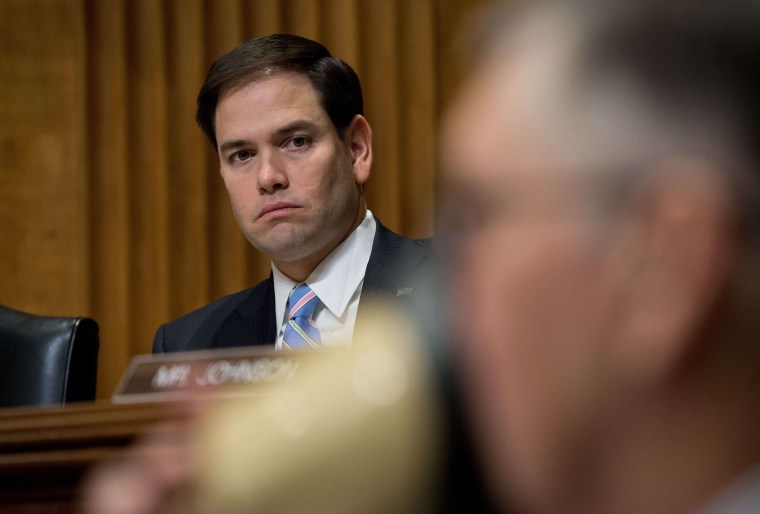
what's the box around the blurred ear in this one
[612,160,736,388]
[345,115,373,186]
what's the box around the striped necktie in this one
[282,283,322,349]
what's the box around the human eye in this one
[283,135,311,151]
[228,149,255,164]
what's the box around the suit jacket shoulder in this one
[152,277,276,353]
[363,218,432,296]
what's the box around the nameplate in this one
[112,347,312,404]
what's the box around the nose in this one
[257,151,288,193]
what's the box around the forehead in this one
[214,73,327,131]
[442,13,642,197]
[441,49,570,194]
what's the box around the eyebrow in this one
[218,119,320,154]
[275,119,319,136]
[219,139,250,154]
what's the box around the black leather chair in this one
[0,305,100,408]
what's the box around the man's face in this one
[214,73,368,276]
[441,52,633,510]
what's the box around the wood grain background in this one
[0,0,483,399]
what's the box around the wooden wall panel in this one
[0,0,89,313]
[246,0,283,37]
[436,0,485,114]
[359,0,402,231]
[205,0,251,301]
[126,0,171,356]
[0,0,484,400]
[165,0,209,318]
[321,0,361,75]
[284,0,321,39]
[400,0,437,236]
[86,0,131,391]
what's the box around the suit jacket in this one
[153,219,431,353]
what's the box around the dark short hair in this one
[196,34,364,148]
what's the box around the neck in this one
[274,202,367,283]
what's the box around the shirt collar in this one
[273,210,376,326]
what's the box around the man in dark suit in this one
[154,34,429,353]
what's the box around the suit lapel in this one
[211,275,277,348]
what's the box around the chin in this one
[248,226,311,254]
[261,240,320,264]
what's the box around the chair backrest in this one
[0,305,100,408]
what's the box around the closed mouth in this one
[258,202,299,219]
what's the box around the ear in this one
[612,160,736,388]
[345,115,373,186]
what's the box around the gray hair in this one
[474,0,760,240]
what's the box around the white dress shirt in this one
[272,210,376,349]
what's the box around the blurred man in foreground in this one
[442,0,760,512]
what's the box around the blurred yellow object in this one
[195,299,444,513]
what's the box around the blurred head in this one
[442,0,760,511]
